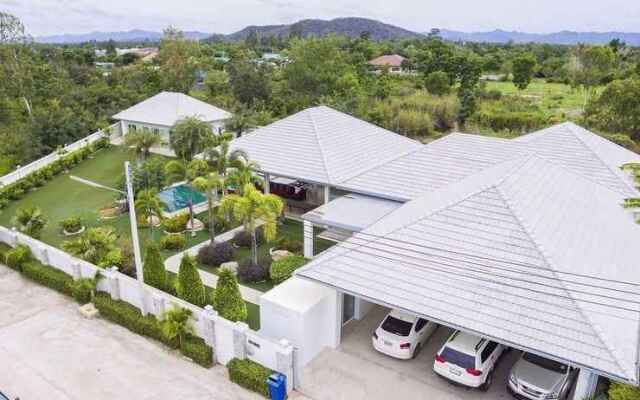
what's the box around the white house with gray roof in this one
[112,91,231,144]
[231,107,640,399]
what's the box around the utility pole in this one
[125,162,145,295]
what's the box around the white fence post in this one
[152,292,166,318]
[201,305,218,364]
[71,262,82,280]
[275,339,295,392]
[233,322,249,360]
[10,228,18,247]
[105,267,121,300]
[40,246,50,265]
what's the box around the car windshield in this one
[381,315,413,336]
[440,347,476,369]
[523,353,568,373]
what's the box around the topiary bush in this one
[233,228,264,248]
[59,216,83,234]
[180,334,213,368]
[162,213,190,233]
[227,358,273,398]
[143,243,168,290]
[270,255,308,284]
[5,244,33,271]
[176,254,207,307]
[197,242,236,267]
[213,268,247,322]
[237,257,268,283]
[160,234,186,250]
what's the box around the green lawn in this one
[484,79,596,118]
[0,146,209,259]
[198,218,335,293]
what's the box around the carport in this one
[296,156,640,399]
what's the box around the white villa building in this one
[112,91,231,144]
[229,106,640,399]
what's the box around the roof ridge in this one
[493,172,629,377]
[306,108,333,183]
[563,123,639,196]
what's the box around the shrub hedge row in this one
[181,334,214,368]
[227,358,273,398]
[270,255,308,284]
[0,137,109,208]
[22,260,75,296]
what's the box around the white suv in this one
[372,309,438,359]
[433,330,506,390]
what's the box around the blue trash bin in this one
[267,372,287,400]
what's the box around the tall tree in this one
[124,128,161,163]
[159,27,199,93]
[134,188,165,236]
[0,12,34,117]
[192,172,224,243]
[569,45,616,108]
[170,116,213,161]
[512,53,537,90]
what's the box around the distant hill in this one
[209,17,424,42]
[36,29,211,44]
[437,29,640,46]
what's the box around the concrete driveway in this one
[300,306,519,400]
[0,265,263,400]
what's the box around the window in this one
[522,353,568,373]
[415,318,427,332]
[480,341,498,363]
[128,124,137,132]
[381,316,412,336]
[152,128,160,135]
[440,347,475,369]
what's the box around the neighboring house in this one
[112,91,232,144]
[368,54,407,74]
[230,108,640,399]
[116,47,158,57]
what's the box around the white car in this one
[433,330,506,390]
[371,310,438,359]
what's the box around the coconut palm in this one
[170,117,214,161]
[134,188,166,236]
[204,138,248,193]
[124,128,162,163]
[12,206,47,238]
[192,172,224,242]
[219,184,284,264]
[227,159,262,194]
[161,307,194,348]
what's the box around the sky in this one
[2,0,640,37]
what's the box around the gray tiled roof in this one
[298,155,640,383]
[230,106,422,185]
[112,91,231,127]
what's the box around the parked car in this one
[433,330,506,390]
[371,309,438,359]
[508,352,577,400]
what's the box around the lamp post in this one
[125,161,145,289]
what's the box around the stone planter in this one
[269,247,293,261]
[63,225,85,236]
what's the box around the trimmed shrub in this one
[180,334,213,368]
[162,213,190,233]
[233,228,264,248]
[274,237,303,254]
[227,358,273,398]
[176,254,207,307]
[197,242,236,267]
[71,278,95,304]
[610,382,640,400]
[22,261,75,296]
[59,216,83,233]
[161,234,186,250]
[213,268,247,322]
[5,244,33,271]
[94,293,179,349]
[238,258,268,283]
[143,243,168,290]
[270,255,308,284]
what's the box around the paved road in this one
[0,265,264,400]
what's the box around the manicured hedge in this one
[93,292,179,349]
[227,358,273,398]
[4,244,32,271]
[181,334,213,368]
[270,255,308,284]
[22,260,75,296]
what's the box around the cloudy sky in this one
[3,0,640,36]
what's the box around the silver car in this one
[508,352,577,400]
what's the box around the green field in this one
[484,79,592,119]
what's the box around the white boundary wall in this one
[0,226,295,392]
[0,123,118,187]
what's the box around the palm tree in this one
[192,172,224,243]
[134,188,166,237]
[161,307,194,348]
[170,117,214,161]
[227,159,262,195]
[219,184,284,264]
[204,138,248,194]
[12,206,47,239]
[62,227,118,265]
[165,159,209,236]
[124,128,162,163]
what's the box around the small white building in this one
[112,91,232,144]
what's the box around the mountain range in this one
[35,18,640,46]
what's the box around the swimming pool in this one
[157,184,207,213]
